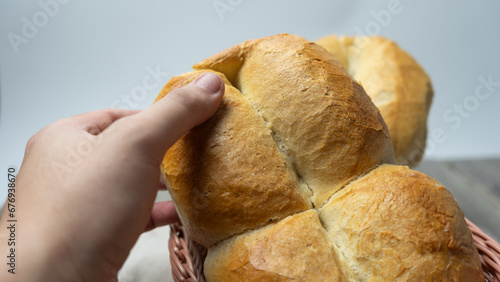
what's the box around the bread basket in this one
[169,219,500,282]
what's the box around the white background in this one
[0,1,499,280]
[1,0,500,213]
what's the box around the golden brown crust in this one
[195,34,395,207]
[157,69,311,247]
[316,35,433,167]
[319,164,483,281]
[204,210,350,281]
[155,34,481,281]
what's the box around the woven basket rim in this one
[169,218,500,281]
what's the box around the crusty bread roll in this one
[155,34,482,281]
[319,164,482,281]
[205,210,352,280]
[158,69,312,247]
[316,35,433,167]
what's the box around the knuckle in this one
[25,135,37,150]
[25,131,41,153]
[24,120,65,153]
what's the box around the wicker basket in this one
[169,219,500,281]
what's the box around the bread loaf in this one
[316,35,433,167]
[155,34,482,281]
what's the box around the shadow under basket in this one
[169,218,500,282]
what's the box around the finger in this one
[119,72,224,163]
[62,109,140,135]
[22,109,140,160]
[159,176,167,190]
[144,201,180,232]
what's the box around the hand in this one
[0,73,224,281]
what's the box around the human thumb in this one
[113,72,224,163]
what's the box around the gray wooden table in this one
[416,158,500,242]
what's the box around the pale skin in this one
[0,73,224,281]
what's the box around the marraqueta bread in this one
[155,34,482,281]
[316,35,433,167]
